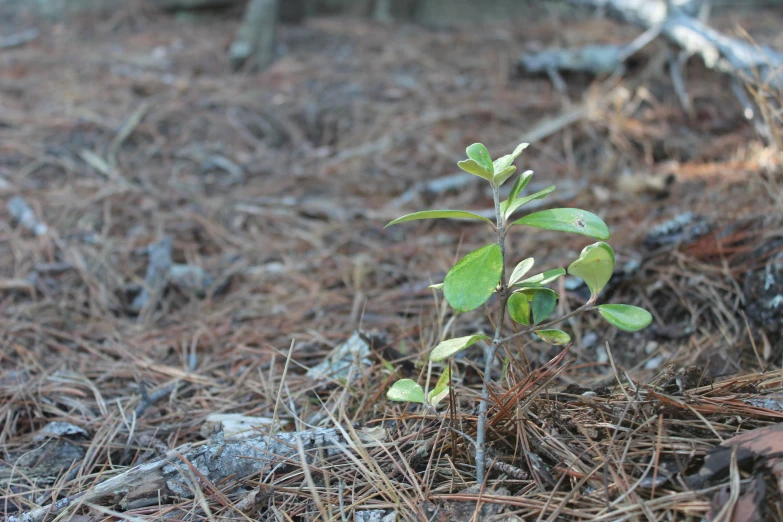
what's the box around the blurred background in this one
[1,0,783,518]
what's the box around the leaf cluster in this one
[385,142,651,406]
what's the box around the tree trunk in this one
[229,0,279,71]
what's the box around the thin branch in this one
[498,303,596,345]
[474,183,508,485]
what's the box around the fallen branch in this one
[569,0,783,89]
[0,29,39,50]
[129,236,173,316]
[8,196,48,236]
[390,104,592,206]
[8,425,387,522]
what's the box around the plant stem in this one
[497,303,595,344]
[475,184,507,485]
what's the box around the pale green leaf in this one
[444,244,503,312]
[387,379,425,403]
[507,292,530,325]
[493,165,517,187]
[567,242,615,299]
[508,170,534,201]
[516,268,566,287]
[598,304,653,332]
[466,143,494,174]
[457,158,493,181]
[518,287,559,301]
[428,367,451,406]
[532,288,557,325]
[508,257,534,286]
[430,334,490,362]
[534,329,571,345]
[513,208,610,240]
[428,386,450,407]
[493,142,529,173]
[503,185,556,220]
[385,210,494,228]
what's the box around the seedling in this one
[385,141,652,484]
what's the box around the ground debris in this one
[355,510,396,522]
[305,331,378,382]
[0,422,88,493]
[642,211,712,250]
[691,422,783,521]
[8,424,389,522]
[129,236,173,314]
[169,263,213,295]
[7,196,48,236]
[743,239,783,335]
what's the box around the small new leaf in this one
[493,142,529,173]
[518,287,560,300]
[503,185,556,220]
[516,268,566,287]
[508,170,534,201]
[534,329,571,345]
[493,165,517,187]
[507,292,530,325]
[428,367,451,406]
[508,258,534,286]
[385,210,494,228]
[457,158,493,181]
[567,242,615,299]
[598,304,652,332]
[532,288,557,325]
[513,208,610,240]
[387,379,425,403]
[430,335,490,362]
[466,143,494,174]
[444,244,503,312]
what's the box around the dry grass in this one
[1,4,783,521]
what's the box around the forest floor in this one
[2,3,783,521]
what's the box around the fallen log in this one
[568,0,783,89]
[229,0,279,71]
[8,424,388,522]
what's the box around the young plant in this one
[385,141,652,484]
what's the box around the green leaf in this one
[513,209,610,240]
[598,304,653,332]
[503,185,556,220]
[508,258,534,286]
[493,165,517,187]
[428,367,451,406]
[385,210,494,228]
[429,282,444,290]
[534,329,571,345]
[507,292,530,325]
[444,244,503,312]
[519,287,559,301]
[466,143,494,174]
[493,142,529,173]
[516,268,566,288]
[430,334,490,362]
[508,170,534,201]
[457,159,493,181]
[567,242,615,299]
[387,379,425,403]
[532,288,557,325]
[429,386,450,407]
